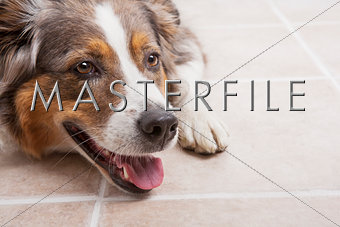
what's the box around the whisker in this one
[51,134,101,169]
[93,147,105,163]
[51,125,103,151]
[86,146,106,178]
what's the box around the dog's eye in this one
[75,62,95,75]
[146,53,159,69]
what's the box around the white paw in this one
[176,110,230,155]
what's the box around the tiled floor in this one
[1,0,340,226]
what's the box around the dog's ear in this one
[141,0,193,76]
[142,0,180,40]
[0,0,40,85]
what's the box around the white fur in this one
[95,3,164,104]
[94,3,177,155]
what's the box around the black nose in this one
[138,110,178,144]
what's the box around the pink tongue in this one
[121,156,164,190]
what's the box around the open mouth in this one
[63,122,164,194]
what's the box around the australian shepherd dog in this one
[0,0,229,193]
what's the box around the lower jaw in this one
[64,122,156,194]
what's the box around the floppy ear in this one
[0,0,40,138]
[141,0,193,75]
[142,0,180,36]
[0,0,39,85]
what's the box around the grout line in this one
[266,0,340,92]
[2,189,340,205]
[104,190,340,202]
[90,177,106,227]
[0,195,97,205]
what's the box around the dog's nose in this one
[138,110,178,143]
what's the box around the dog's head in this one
[0,0,186,193]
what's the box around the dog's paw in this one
[176,111,230,155]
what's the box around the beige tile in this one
[173,0,281,28]
[0,202,94,227]
[209,79,340,190]
[194,27,323,80]
[0,152,101,197]
[299,25,340,77]
[106,80,340,197]
[100,197,340,226]
[272,0,340,22]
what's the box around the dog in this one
[0,0,229,193]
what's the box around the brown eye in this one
[75,62,95,74]
[146,54,159,68]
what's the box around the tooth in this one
[103,150,110,156]
[123,167,129,179]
